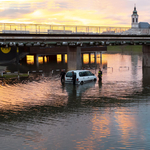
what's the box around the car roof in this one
[67,70,90,73]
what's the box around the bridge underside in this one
[1,32,150,68]
[2,45,150,68]
[29,46,106,55]
[0,46,106,67]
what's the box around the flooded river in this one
[1,51,150,150]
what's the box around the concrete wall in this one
[67,46,82,70]
[142,45,150,67]
[0,47,29,64]
[143,68,150,87]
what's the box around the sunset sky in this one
[0,0,150,27]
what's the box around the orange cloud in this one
[0,0,149,27]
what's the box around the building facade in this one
[131,6,150,29]
[131,6,139,28]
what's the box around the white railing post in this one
[36,24,37,34]
[64,26,65,33]
[76,26,77,33]
[87,26,89,33]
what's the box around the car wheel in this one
[94,78,97,81]
[80,81,83,85]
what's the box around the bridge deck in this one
[0,33,150,46]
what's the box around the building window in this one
[136,18,138,23]
[133,18,134,23]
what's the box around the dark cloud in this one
[0,9,33,18]
[56,2,69,9]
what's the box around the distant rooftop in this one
[139,22,150,29]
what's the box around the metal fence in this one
[0,23,131,34]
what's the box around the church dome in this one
[133,7,138,15]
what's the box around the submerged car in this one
[65,70,97,85]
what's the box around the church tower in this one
[131,5,139,28]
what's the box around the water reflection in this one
[75,111,111,150]
[0,53,144,112]
[114,110,137,148]
[65,82,96,107]
[1,52,150,150]
[0,53,144,113]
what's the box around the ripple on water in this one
[1,53,150,150]
[0,77,68,113]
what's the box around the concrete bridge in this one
[0,23,150,68]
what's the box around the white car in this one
[65,70,97,85]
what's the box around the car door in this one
[86,71,94,81]
[85,71,91,81]
[79,71,87,83]
[65,71,73,83]
[83,71,89,82]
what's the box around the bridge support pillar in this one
[100,52,102,69]
[62,54,66,63]
[34,54,39,66]
[43,56,45,63]
[94,52,97,64]
[81,53,83,65]
[67,46,82,70]
[89,53,91,64]
[142,45,150,68]
[143,68,150,86]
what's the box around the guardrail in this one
[0,23,130,35]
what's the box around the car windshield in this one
[86,71,93,75]
[66,72,76,77]
[79,71,93,77]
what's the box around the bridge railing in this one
[0,23,131,35]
